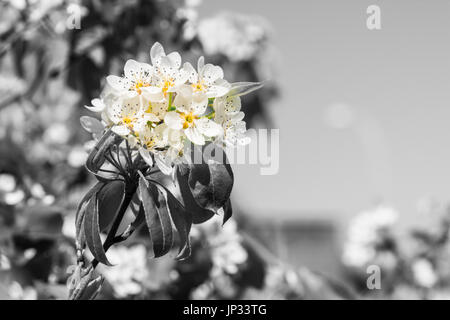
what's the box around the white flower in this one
[135,123,167,166]
[214,95,250,147]
[146,42,190,101]
[106,59,153,98]
[184,56,230,98]
[164,87,222,145]
[105,96,144,136]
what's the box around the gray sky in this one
[199,1,450,229]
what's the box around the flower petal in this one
[150,42,165,66]
[197,56,205,73]
[185,127,205,145]
[206,79,230,98]
[201,64,224,85]
[164,112,183,130]
[143,113,160,123]
[191,93,208,115]
[195,118,223,137]
[106,75,129,92]
[139,148,153,166]
[111,125,130,136]
[85,98,105,112]
[166,52,181,69]
[183,62,197,84]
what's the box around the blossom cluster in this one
[84,43,259,172]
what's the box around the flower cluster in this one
[85,43,260,173]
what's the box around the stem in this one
[91,184,137,269]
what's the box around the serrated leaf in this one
[84,193,112,266]
[138,176,174,258]
[97,180,125,232]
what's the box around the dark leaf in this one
[176,165,215,224]
[97,180,125,232]
[75,182,105,248]
[222,198,233,225]
[148,179,192,260]
[186,146,234,215]
[138,176,174,258]
[83,194,112,266]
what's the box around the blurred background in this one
[1,0,450,299]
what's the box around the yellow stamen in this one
[162,79,174,97]
[192,80,205,93]
[123,117,133,124]
[134,81,149,95]
[146,101,153,113]
[180,112,197,129]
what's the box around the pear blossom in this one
[146,42,190,101]
[214,95,250,147]
[164,87,222,145]
[104,96,146,136]
[184,56,230,98]
[106,59,153,98]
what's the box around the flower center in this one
[134,80,149,95]
[192,80,205,93]
[145,138,156,149]
[146,101,153,113]
[162,79,174,97]
[181,112,197,129]
[122,114,137,128]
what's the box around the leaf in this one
[176,165,216,224]
[83,193,112,266]
[138,176,174,258]
[148,179,192,260]
[97,180,125,232]
[222,198,233,225]
[187,147,234,214]
[85,129,122,174]
[229,81,264,97]
[165,190,192,260]
[76,182,105,248]
[69,267,104,300]
[80,116,104,134]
